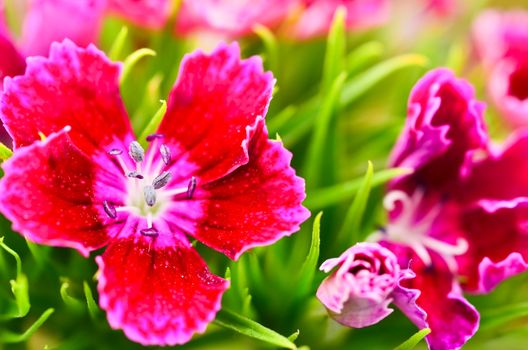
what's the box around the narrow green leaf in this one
[268,106,298,136]
[305,167,413,210]
[322,6,347,91]
[214,308,297,349]
[0,237,22,279]
[0,237,29,319]
[60,281,83,309]
[253,24,279,73]
[340,54,428,107]
[138,99,167,147]
[120,48,157,85]
[296,212,322,298]
[83,281,100,319]
[337,161,374,246]
[0,308,55,343]
[109,26,129,61]
[481,302,528,330]
[346,41,384,76]
[288,330,300,342]
[304,73,347,189]
[394,328,431,350]
[0,143,13,161]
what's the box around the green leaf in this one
[296,212,322,298]
[214,309,297,349]
[138,99,168,147]
[322,6,347,92]
[268,106,298,136]
[109,26,129,61]
[60,281,83,309]
[305,167,413,210]
[481,302,528,330]
[120,48,157,85]
[340,54,428,108]
[304,73,347,189]
[0,237,30,319]
[0,308,55,343]
[337,161,374,246]
[0,143,13,161]
[346,41,384,76]
[253,24,279,73]
[394,328,431,350]
[84,281,100,320]
[0,237,22,279]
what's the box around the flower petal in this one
[21,0,105,56]
[175,119,309,260]
[457,204,528,293]
[158,42,274,183]
[97,235,229,346]
[0,30,25,83]
[0,129,121,256]
[389,68,487,194]
[108,0,172,28]
[0,40,133,153]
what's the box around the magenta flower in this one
[175,0,295,38]
[375,68,488,350]
[317,242,425,329]
[291,0,390,39]
[107,0,173,29]
[472,10,528,126]
[0,40,309,345]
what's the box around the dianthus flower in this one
[317,242,425,329]
[107,0,173,29]
[0,40,309,345]
[472,10,528,126]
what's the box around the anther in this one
[160,144,171,165]
[127,171,144,179]
[146,133,164,142]
[144,185,157,207]
[103,200,117,219]
[140,227,159,237]
[129,141,145,163]
[108,149,123,156]
[153,171,172,189]
[187,176,197,199]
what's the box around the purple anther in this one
[127,171,144,179]
[103,200,117,219]
[144,185,157,207]
[146,133,165,142]
[108,149,123,156]
[160,144,171,165]
[187,176,197,199]
[129,141,145,163]
[140,227,159,237]
[153,171,172,190]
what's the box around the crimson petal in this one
[180,119,309,260]
[158,42,274,184]
[0,40,133,153]
[0,30,25,84]
[97,235,229,346]
[0,129,122,256]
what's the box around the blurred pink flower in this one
[291,0,390,39]
[473,10,528,126]
[107,0,172,29]
[317,242,426,329]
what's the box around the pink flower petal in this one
[97,235,229,346]
[0,129,121,257]
[108,0,172,29]
[389,68,487,193]
[158,42,274,184]
[21,0,105,56]
[180,119,309,260]
[0,30,25,83]
[292,0,390,40]
[0,40,133,153]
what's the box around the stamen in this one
[108,149,123,156]
[127,171,144,179]
[140,227,159,237]
[129,141,145,163]
[103,200,117,219]
[187,176,197,199]
[153,171,172,189]
[144,185,157,207]
[146,133,164,142]
[160,144,171,165]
